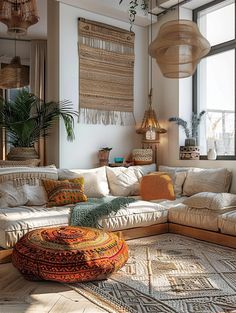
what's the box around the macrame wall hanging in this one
[78,18,135,125]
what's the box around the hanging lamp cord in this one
[149,0,153,108]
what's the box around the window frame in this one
[193,0,236,160]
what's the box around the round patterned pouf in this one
[12,226,128,283]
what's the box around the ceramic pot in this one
[207,148,217,160]
[179,146,200,160]
[185,138,196,146]
[7,147,39,161]
[98,150,110,166]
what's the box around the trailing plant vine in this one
[119,0,149,29]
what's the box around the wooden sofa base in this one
[0,249,13,264]
[169,223,236,249]
[2,222,236,264]
[118,223,168,240]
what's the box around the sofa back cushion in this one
[183,168,232,196]
[0,167,58,207]
[58,167,109,198]
[0,159,41,167]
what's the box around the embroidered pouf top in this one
[12,226,128,283]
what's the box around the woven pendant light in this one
[149,16,211,78]
[0,0,39,34]
[0,56,29,89]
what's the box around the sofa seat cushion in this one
[0,206,71,249]
[168,204,222,231]
[218,211,236,236]
[0,199,172,249]
[12,226,128,282]
[97,200,169,231]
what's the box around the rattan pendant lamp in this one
[0,39,29,89]
[0,0,39,35]
[149,1,211,78]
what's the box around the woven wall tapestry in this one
[78,18,135,125]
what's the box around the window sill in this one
[200,156,236,161]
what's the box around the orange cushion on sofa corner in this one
[140,172,176,201]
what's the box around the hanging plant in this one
[119,0,149,29]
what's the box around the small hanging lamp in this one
[0,0,39,35]
[149,2,211,78]
[137,89,167,137]
[0,40,29,89]
[136,2,167,141]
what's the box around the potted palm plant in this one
[0,89,79,161]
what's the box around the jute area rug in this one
[67,234,236,313]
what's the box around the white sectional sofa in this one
[1,164,236,261]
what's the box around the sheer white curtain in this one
[30,40,47,165]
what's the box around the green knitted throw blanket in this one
[70,196,136,228]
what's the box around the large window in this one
[193,0,236,159]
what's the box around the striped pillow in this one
[43,178,87,207]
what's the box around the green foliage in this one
[169,111,206,139]
[0,89,79,148]
[119,0,149,29]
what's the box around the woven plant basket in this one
[0,56,29,89]
[7,147,39,161]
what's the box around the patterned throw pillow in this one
[43,178,87,207]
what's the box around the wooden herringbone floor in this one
[0,263,108,313]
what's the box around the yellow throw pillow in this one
[140,172,175,201]
[43,178,87,207]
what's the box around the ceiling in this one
[57,0,216,26]
[0,0,215,39]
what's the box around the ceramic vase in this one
[207,148,217,160]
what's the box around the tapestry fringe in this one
[79,37,134,54]
[79,108,135,126]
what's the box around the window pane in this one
[197,49,235,156]
[198,0,235,46]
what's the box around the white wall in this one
[155,7,236,193]
[47,1,148,169]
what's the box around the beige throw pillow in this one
[183,168,232,196]
[106,167,140,196]
[183,192,236,211]
[174,172,187,197]
[158,166,188,197]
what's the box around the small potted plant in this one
[98,147,112,166]
[169,111,206,160]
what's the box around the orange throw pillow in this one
[140,172,175,201]
[43,178,87,207]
